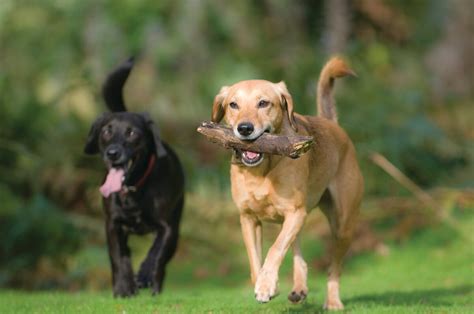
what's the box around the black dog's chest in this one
[110,194,154,234]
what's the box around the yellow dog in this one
[211,57,363,310]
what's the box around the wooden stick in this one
[197,121,314,158]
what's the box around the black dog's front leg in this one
[106,219,137,297]
[151,221,171,295]
[136,221,171,294]
[136,232,162,289]
[136,220,177,295]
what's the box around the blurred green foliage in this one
[0,195,81,287]
[0,0,472,289]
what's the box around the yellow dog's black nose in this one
[237,122,254,136]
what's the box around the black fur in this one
[84,58,184,297]
[102,56,134,112]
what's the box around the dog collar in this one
[121,154,156,194]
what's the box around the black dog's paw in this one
[151,281,163,296]
[136,271,152,289]
[113,280,138,298]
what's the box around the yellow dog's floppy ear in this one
[276,81,297,132]
[211,86,229,123]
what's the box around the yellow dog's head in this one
[211,80,297,166]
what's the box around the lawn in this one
[1,219,472,314]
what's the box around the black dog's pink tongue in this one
[100,168,125,198]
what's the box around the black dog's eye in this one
[229,102,239,109]
[102,128,112,137]
[125,128,136,138]
[258,100,269,108]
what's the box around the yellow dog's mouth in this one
[239,127,271,167]
[241,150,264,167]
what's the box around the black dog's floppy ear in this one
[84,113,110,155]
[141,113,167,158]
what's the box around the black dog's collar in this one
[121,154,156,195]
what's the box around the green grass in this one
[1,221,472,313]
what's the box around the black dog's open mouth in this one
[241,151,264,167]
[109,158,136,180]
[110,159,134,173]
[101,159,135,197]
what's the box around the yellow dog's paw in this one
[254,270,279,303]
[288,289,307,304]
[323,298,344,311]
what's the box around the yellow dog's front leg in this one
[254,210,306,303]
[240,214,262,284]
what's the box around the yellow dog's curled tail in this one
[317,57,356,123]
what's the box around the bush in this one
[0,194,82,288]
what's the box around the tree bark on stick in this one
[197,121,314,159]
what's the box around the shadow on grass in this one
[278,285,472,313]
[283,302,327,314]
[346,285,473,307]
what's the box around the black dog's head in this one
[84,112,167,197]
[84,112,166,166]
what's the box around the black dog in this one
[84,58,185,297]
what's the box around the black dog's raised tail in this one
[102,57,135,112]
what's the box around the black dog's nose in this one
[106,148,121,161]
[237,122,254,136]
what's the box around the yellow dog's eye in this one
[258,100,269,108]
[229,102,239,109]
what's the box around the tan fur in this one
[317,56,357,122]
[212,57,363,309]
